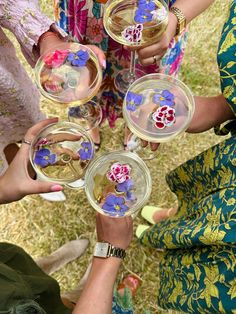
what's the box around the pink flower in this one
[87,17,104,43]
[152,105,176,129]
[68,0,88,42]
[121,24,143,44]
[43,50,69,68]
[107,163,131,184]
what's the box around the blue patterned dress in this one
[140,2,236,313]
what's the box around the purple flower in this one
[102,194,129,216]
[138,0,156,11]
[153,90,175,107]
[34,148,56,168]
[116,179,136,201]
[78,142,94,160]
[67,50,89,67]
[68,106,81,118]
[134,9,153,23]
[126,91,143,111]
[117,179,134,193]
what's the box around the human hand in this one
[0,118,63,205]
[136,12,178,66]
[96,214,133,250]
[187,95,235,133]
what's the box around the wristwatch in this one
[170,7,186,36]
[94,242,126,259]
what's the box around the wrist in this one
[167,12,178,40]
[93,256,122,268]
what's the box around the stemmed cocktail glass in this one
[35,42,103,131]
[123,73,195,160]
[103,0,168,93]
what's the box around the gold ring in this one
[22,139,32,145]
[153,55,160,63]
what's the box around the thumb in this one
[24,180,63,196]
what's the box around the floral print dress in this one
[140,2,236,313]
[0,0,53,175]
[54,0,188,127]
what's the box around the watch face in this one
[94,242,109,258]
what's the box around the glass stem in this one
[129,51,136,82]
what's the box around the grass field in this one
[0,1,229,313]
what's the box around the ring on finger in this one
[153,55,161,63]
[22,139,32,145]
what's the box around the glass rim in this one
[123,73,195,143]
[29,121,94,184]
[35,43,102,104]
[84,150,152,217]
[104,0,168,31]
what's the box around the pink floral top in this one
[0,1,56,174]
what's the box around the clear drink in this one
[35,43,102,105]
[30,122,95,184]
[85,151,152,217]
[123,73,195,143]
[104,0,168,47]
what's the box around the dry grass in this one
[0,1,229,313]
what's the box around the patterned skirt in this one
[140,134,236,313]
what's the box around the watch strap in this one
[170,6,186,36]
[108,245,126,259]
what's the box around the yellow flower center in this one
[44,156,49,160]
[114,205,121,211]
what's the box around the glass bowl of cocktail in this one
[123,73,195,159]
[103,0,168,93]
[30,121,95,186]
[35,42,103,130]
[84,151,152,217]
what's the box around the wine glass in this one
[103,0,168,94]
[35,42,103,130]
[123,73,195,159]
[30,121,95,187]
[84,151,152,217]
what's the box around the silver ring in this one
[153,55,160,63]
[22,139,32,145]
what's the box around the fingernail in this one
[51,185,63,192]
[102,60,106,69]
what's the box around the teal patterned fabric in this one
[215,0,236,135]
[112,288,133,314]
[140,2,236,313]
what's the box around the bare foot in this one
[152,207,177,223]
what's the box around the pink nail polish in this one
[102,60,106,69]
[51,185,63,192]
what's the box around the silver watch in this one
[94,242,126,259]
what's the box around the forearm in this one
[171,0,215,24]
[73,257,122,314]
[187,94,235,133]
